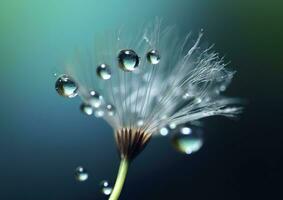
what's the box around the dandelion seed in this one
[56,20,243,200]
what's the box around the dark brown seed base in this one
[115,128,152,160]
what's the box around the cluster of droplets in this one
[55,48,160,119]
[74,166,113,196]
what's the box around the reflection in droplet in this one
[75,166,88,182]
[100,180,112,196]
[55,74,78,98]
[147,50,160,64]
[80,103,94,115]
[118,49,139,71]
[172,126,203,155]
[96,64,112,80]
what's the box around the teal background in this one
[0,0,282,199]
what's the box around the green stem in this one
[109,158,129,200]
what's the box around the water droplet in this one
[95,109,104,118]
[219,85,226,92]
[55,75,78,98]
[182,93,190,100]
[118,49,139,71]
[137,119,144,127]
[180,127,192,135]
[80,103,94,115]
[96,64,111,80]
[172,126,203,155]
[195,97,202,104]
[160,127,169,136]
[75,166,88,182]
[106,104,115,116]
[88,90,102,108]
[100,180,112,196]
[169,123,177,129]
[147,50,160,64]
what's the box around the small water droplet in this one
[75,166,88,182]
[55,75,78,98]
[118,49,139,71]
[137,119,144,127]
[88,90,102,108]
[219,85,226,92]
[160,127,169,136]
[106,104,115,116]
[96,64,111,80]
[182,93,190,100]
[195,97,202,104]
[80,103,94,115]
[172,126,203,155]
[95,109,104,118]
[169,123,177,129]
[180,127,192,135]
[100,180,112,196]
[147,50,160,64]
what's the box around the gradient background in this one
[0,0,282,199]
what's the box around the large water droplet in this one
[88,90,102,108]
[147,50,160,64]
[75,166,88,182]
[55,75,78,98]
[96,64,111,80]
[172,126,203,155]
[118,49,139,71]
[80,103,94,115]
[100,180,113,196]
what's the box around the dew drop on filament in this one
[118,49,139,71]
[147,50,160,64]
[88,90,102,108]
[80,103,94,115]
[96,64,112,80]
[106,104,115,116]
[100,180,113,196]
[75,166,88,182]
[55,74,78,98]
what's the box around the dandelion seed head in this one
[61,20,242,137]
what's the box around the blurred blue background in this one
[0,0,282,199]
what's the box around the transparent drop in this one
[100,180,112,196]
[88,90,102,108]
[55,74,78,98]
[118,49,139,71]
[219,85,226,92]
[96,64,111,80]
[75,166,88,182]
[172,126,203,155]
[137,119,144,127]
[169,123,177,129]
[160,127,169,136]
[80,103,94,115]
[182,93,190,100]
[94,109,104,118]
[106,104,115,116]
[147,50,160,64]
